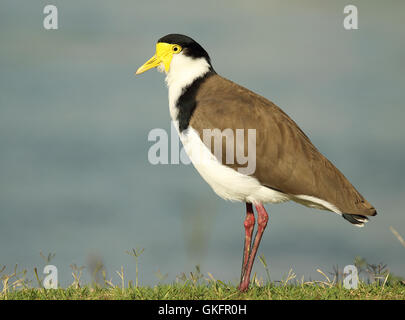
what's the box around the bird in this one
[136,34,377,292]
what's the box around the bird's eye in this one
[172,45,182,53]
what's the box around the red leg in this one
[238,203,269,292]
[239,203,255,284]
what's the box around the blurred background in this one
[0,0,404,287]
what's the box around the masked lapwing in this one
[136,34,377,292]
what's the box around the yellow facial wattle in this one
[136,43,182,75]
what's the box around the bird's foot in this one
[237,281,250,292]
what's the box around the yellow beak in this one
[136,43,174,75]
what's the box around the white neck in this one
[164,53,211,123]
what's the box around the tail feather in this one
[342,214,370,227]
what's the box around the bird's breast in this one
[178,125,290,204]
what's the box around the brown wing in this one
[189,74,376,216]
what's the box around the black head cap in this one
[158,34,212,65]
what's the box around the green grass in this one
[2,282,405,300]
[2,243,405,300]
[1,262,404,300]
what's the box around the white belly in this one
[179,125,290,204]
